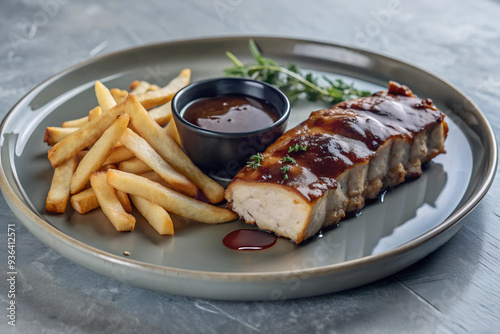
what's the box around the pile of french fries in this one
[44,69,237,235]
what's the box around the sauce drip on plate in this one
[223,229,278,250]
[182,94,279,133]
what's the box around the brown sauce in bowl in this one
[181,94,279,133]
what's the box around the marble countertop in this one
[1,0,499,333]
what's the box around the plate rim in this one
[0,35,497,283]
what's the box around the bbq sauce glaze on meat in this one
[225,82,448,243]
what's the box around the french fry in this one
[71,187,99,214]
[88,106,102,122]
[148,101,172,126]
[103,165,132,212]
[44,127,78,146]
[139,170,171,188]
[118,157,152,174]
[120,128,198,197]
[165,120,181,146]
[48,101,126,167]
[71,178,131,214]
[46,156,78,213]
[130,81,152,95]
[78,150,88,160]
[107,170,236,224]
[129,80,140,91]
[95,80,117,113]
[136,69,191,109]
[62,116,88,128]
[116,190,132,213]
[129,81,160,92]
[90,172,135,231]
[102,146,135,166]
[110,88,128,104]
[70,113,129,194]
[125,94,224,203]
[130,195,174,235]
[99,164,117,172]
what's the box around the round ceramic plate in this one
[0,37,496,300]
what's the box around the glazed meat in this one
[224,82,448,243]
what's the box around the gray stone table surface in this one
[1,0,499,333]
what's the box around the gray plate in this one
[0,37,497,301]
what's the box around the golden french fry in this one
[78,150,88,160]
[46,156,78,213]
[120,128,198,197]
[101,165,132,212]
[95,80,117,113]
[139,170,169,187]
[102,146,135,166]
[148,101,172,126]
[88,106,102,122]
[70,113,129,194]
[71,171,130,214]
[62,116,88,128]
[129,80,140,91]
[90,172,135,231]
[110,88,128,104]
[134,81,161,95]
[44,127,78,146]
[136,69,191,109]
[71,187,99,214]
[130,195,174,235]
[165,120,181,146]
[99,164,117,172]
[107,170,236,223]
[48,102,126,168]
[118,157,152,174]
[116,190,132,213]
[130,81,152,95]
[129,81,160,92]
[125,94,224,203]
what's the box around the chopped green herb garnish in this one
[280,155,295,181]
[224,39,371,105]
[288,144,308,153]
[281,155,296,164]
[246,153,264,169]
[281,165,290,180]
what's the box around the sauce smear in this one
[223,229,277,250]
[182,94,278,133]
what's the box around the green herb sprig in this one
[288,143,308,153]
[224,39,371,104]
[281,165,290,181]
[281,155,296,164]
[247,153,264,169]
[280,149,302,181]
[280,155,295,181]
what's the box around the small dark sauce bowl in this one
[171,78,290,181]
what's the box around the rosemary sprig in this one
[224,39,371,104]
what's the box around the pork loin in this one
[224,82,448,243]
